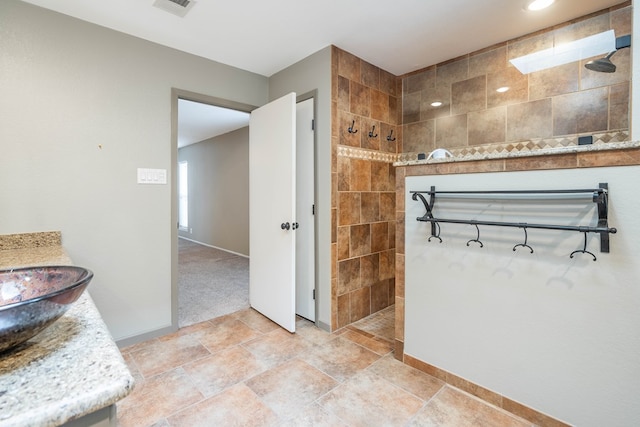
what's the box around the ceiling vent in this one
[152,0,196,18]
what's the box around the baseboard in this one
[116,325,177,349]
[178,236,249,258]
[403,353,570,427]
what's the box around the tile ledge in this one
[394,140,640,167]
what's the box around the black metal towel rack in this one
[411,183,617,259]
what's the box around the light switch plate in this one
[137,168,167,184]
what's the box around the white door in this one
[295,98,315,321]
[249,93,296,332]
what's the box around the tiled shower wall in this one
[401,2,631,156]
[331,46,402,330]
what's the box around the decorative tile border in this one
[337,146,399,163]
[395,131,635,165]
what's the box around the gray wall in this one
[269,46,332,330]
[0,0,268,341]
[178,127,249,256]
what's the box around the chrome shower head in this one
[585,51,617,73]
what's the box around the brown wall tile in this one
[371,162,394,192]
[338,192,360,226]
[361,192,380,223]
[350,81,371,117]
[420,85,451,120]
[338,258,360,295]
[350,287,371,323]
[337,293,350,329]
[380,192,396,222]
[468,107,506,145]
[610,82,629,130]
[487,67,528,108]
[578,147,640,167]
[403,91,421,123]
[338,49,360,81]
[379,249,395,281]
[403,121,435,153]
[350,224,371,257]
[405,68,435,93]
[361,60,380,90]
[469,46,507,78]
[337,226,350,261]
[436,57,469,86]
[337,76,350,112]
[371,221,389,253]
[436,114,468,147]
[337,156,350,191]
[507,99,552,141]
[611,5,632,36]
[361,254,379,288]
[371,90,389,122]
[371,280,390,313]
[350,158,371,191]
[340,112,361,147]
[553,87,608,136]
[361,117,381,150]
[451,75,487,114]
[581,47,630,91]
[529,62,579,100]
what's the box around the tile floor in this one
[118,308,537,426]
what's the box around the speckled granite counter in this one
[0,233,134,427]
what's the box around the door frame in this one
[170,88,319,330]
[295,90,319,324]
[170,88,256,330]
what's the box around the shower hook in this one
[428,222,442,243]
[386,130,396,142]
[348,120,358,134]
[368,125,378,138]
[513,226,534,253]
[466,224,484,248]
[570,231,597,261]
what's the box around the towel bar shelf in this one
[411,183,617,256]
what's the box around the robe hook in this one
[428,222,442,243]
[368,125,378,138]
[570,231,597,261]
[348,120,358,134]
[466,224,483,247]
[513,226,534,253]
[386,130,396,142]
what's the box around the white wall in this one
[0,1,268,341]
[404,167,640,426]
[269,47,333,330]
[178,128,250,256]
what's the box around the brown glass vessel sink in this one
[0,266,93,353]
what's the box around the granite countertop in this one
[0,232,134,427]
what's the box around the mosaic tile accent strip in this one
[338,146,399,163]
[395,131,635,165]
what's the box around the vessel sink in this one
[0,266,93,353]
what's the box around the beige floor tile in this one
[232,308,281,333]
[196,315,262,353]
[166,383,277,427]
[295,317,335,345]
[407,386,532,427]
[242,327,312,367]
[339,328,394,355]
[299,336,381,382]
[277,403,351,427]
[117,367,204,427]
[318,369,424,427]
[366,354,445,400]
[182,346,269,398]
[127,334,211,378]
[245,358,339,420]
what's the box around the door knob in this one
[281,222,290,230]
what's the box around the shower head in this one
[585,51,617,73]
[584,34,631,73]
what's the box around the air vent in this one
[152,0,196,17]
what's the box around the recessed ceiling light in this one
[496,86,510,93]
[431,101,443,107]
[525,0,555,11]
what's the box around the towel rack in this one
[411,183,617,255]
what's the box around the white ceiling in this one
[178,100,249,148]
[20,0,626,144]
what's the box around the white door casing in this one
[249,92,296,332]
[295,98,315,321]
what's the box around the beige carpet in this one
[178,238,249,327]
